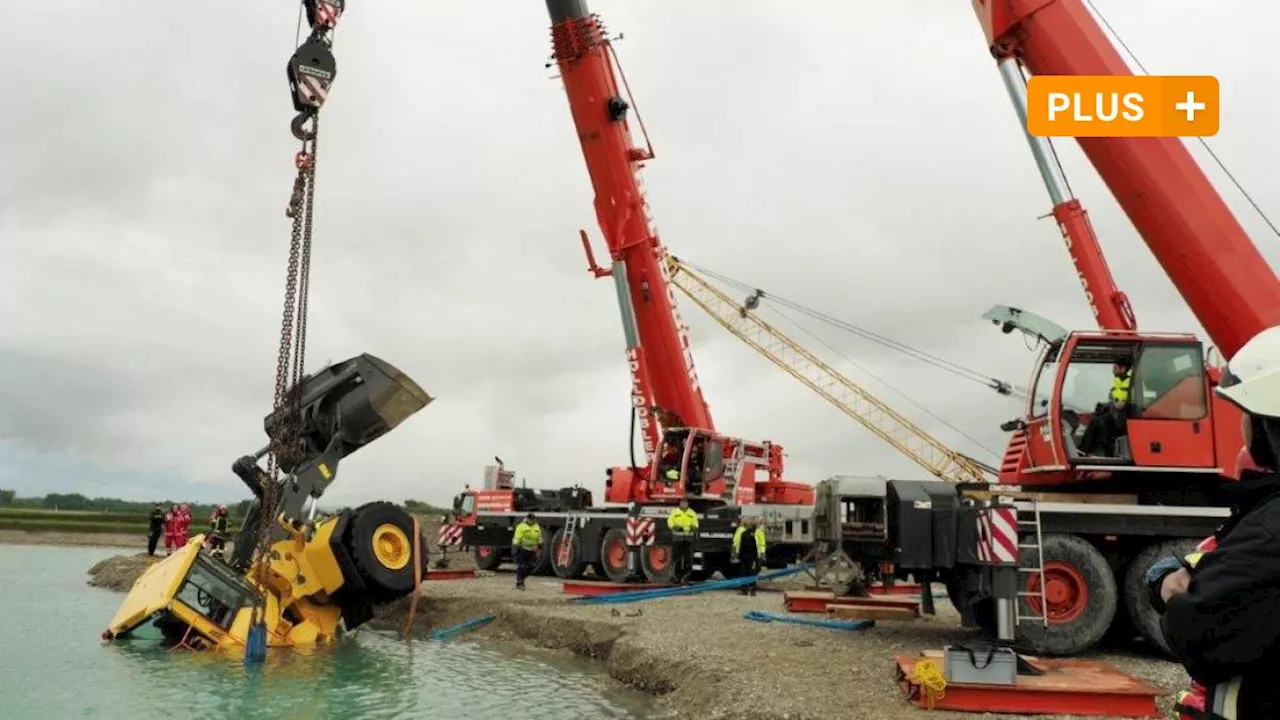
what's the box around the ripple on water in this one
[0,545,661,720]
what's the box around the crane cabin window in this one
[1059,344,1134,415]
[1134,343,1207,420]
[1030,347,1061,419]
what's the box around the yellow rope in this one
[908,658,947,709]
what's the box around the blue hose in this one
[743,610,874,632]
[573,564,814,605]
[429,614,497,641]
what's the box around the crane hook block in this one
[304,0,344,30]
[287,39,338,113]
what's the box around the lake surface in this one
[0,544,662,719]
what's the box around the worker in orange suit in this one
[163,504,179,554]
[1144,329,1280,719]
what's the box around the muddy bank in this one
[0,529,145,549]
[88,553,160,590]
[85,550,1188,720]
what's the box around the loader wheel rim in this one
[371,524,412,571]
[1028,560,1088,624]
[605,538,626,569]
[647,545,669,571]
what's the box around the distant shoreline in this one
[0,529,144,549]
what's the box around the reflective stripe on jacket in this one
[664,468,680,482]
[512,521,542,549]
[732,525,766,555]
[667,508,698,534]
[1111,372,1132,403]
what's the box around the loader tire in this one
[347,501,417,603]
[550,527,587,579]
[1124,538,1198,657]
[1016,533,1116,656]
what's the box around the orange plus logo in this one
[1026,75,1219,138]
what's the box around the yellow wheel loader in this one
[102,353,434,651]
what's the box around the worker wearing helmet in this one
[1144,327,1280,720]
[511,512,542,590]
[206,505,230,561]
[666,498,699,585]
[660,443,681,485]
[1078,356,1133,456]
[731,516,767,596]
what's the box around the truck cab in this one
[988,306,1243,489]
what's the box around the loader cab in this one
[650,428,726,502]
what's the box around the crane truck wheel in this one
[550,527,587,579]
[474,545,503,572]
[598,528,631,583]
[532,543,555,576]
[1016,533,1117,656]
[346,501,419,603]
[1123,537,1199,657]
[640,543,676,584]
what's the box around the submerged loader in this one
[103,353,434,651]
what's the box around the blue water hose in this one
[743,610,874,632]
[573,563,814,605]
[429,614,497,641]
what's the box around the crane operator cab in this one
[652,428,726,502]
[986,305,1242,486]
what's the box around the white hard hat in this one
[1216,326,1280,418]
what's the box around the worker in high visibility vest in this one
[1079,356,1134,456]
[511,512,542,590]
[731,516,767,596]
[667,498,698,585]
[1143,328,1280,719]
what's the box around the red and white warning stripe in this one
[976,507,1018,564]
[437,523,464,547]
[298,74,329,108]
[625,517,654,547]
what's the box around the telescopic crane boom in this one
[975,0,1280,357]
[972,0,1276,490]
[545,0,811,509]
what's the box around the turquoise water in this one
[0,545,661,719]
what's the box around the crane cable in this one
[675,259,1006,464]
[245,0,345,662]
[679,260,1018,397]
[1084,0,1280,240]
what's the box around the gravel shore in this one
[86,546,1190,720]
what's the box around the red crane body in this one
[544,0,811,509]
[547,0,712,437]
[976,0,1280,356]
[974,0,1276,490]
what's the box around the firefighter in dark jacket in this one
[1144,327,1280,720]
[147,503,165,556]
[732,516,767,596]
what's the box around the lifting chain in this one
[247,0,345,636]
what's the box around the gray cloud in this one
[1,1,1276,507]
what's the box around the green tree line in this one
[0,490,451,520]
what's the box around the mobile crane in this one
[445,0,818,585]
[853,0,1280,656]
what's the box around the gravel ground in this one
[385,574,1191,720]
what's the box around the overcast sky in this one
[1,1,1277,508]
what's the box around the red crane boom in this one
[975,0,1280,357]
[547,0,712,460]
[544,0,810,509]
